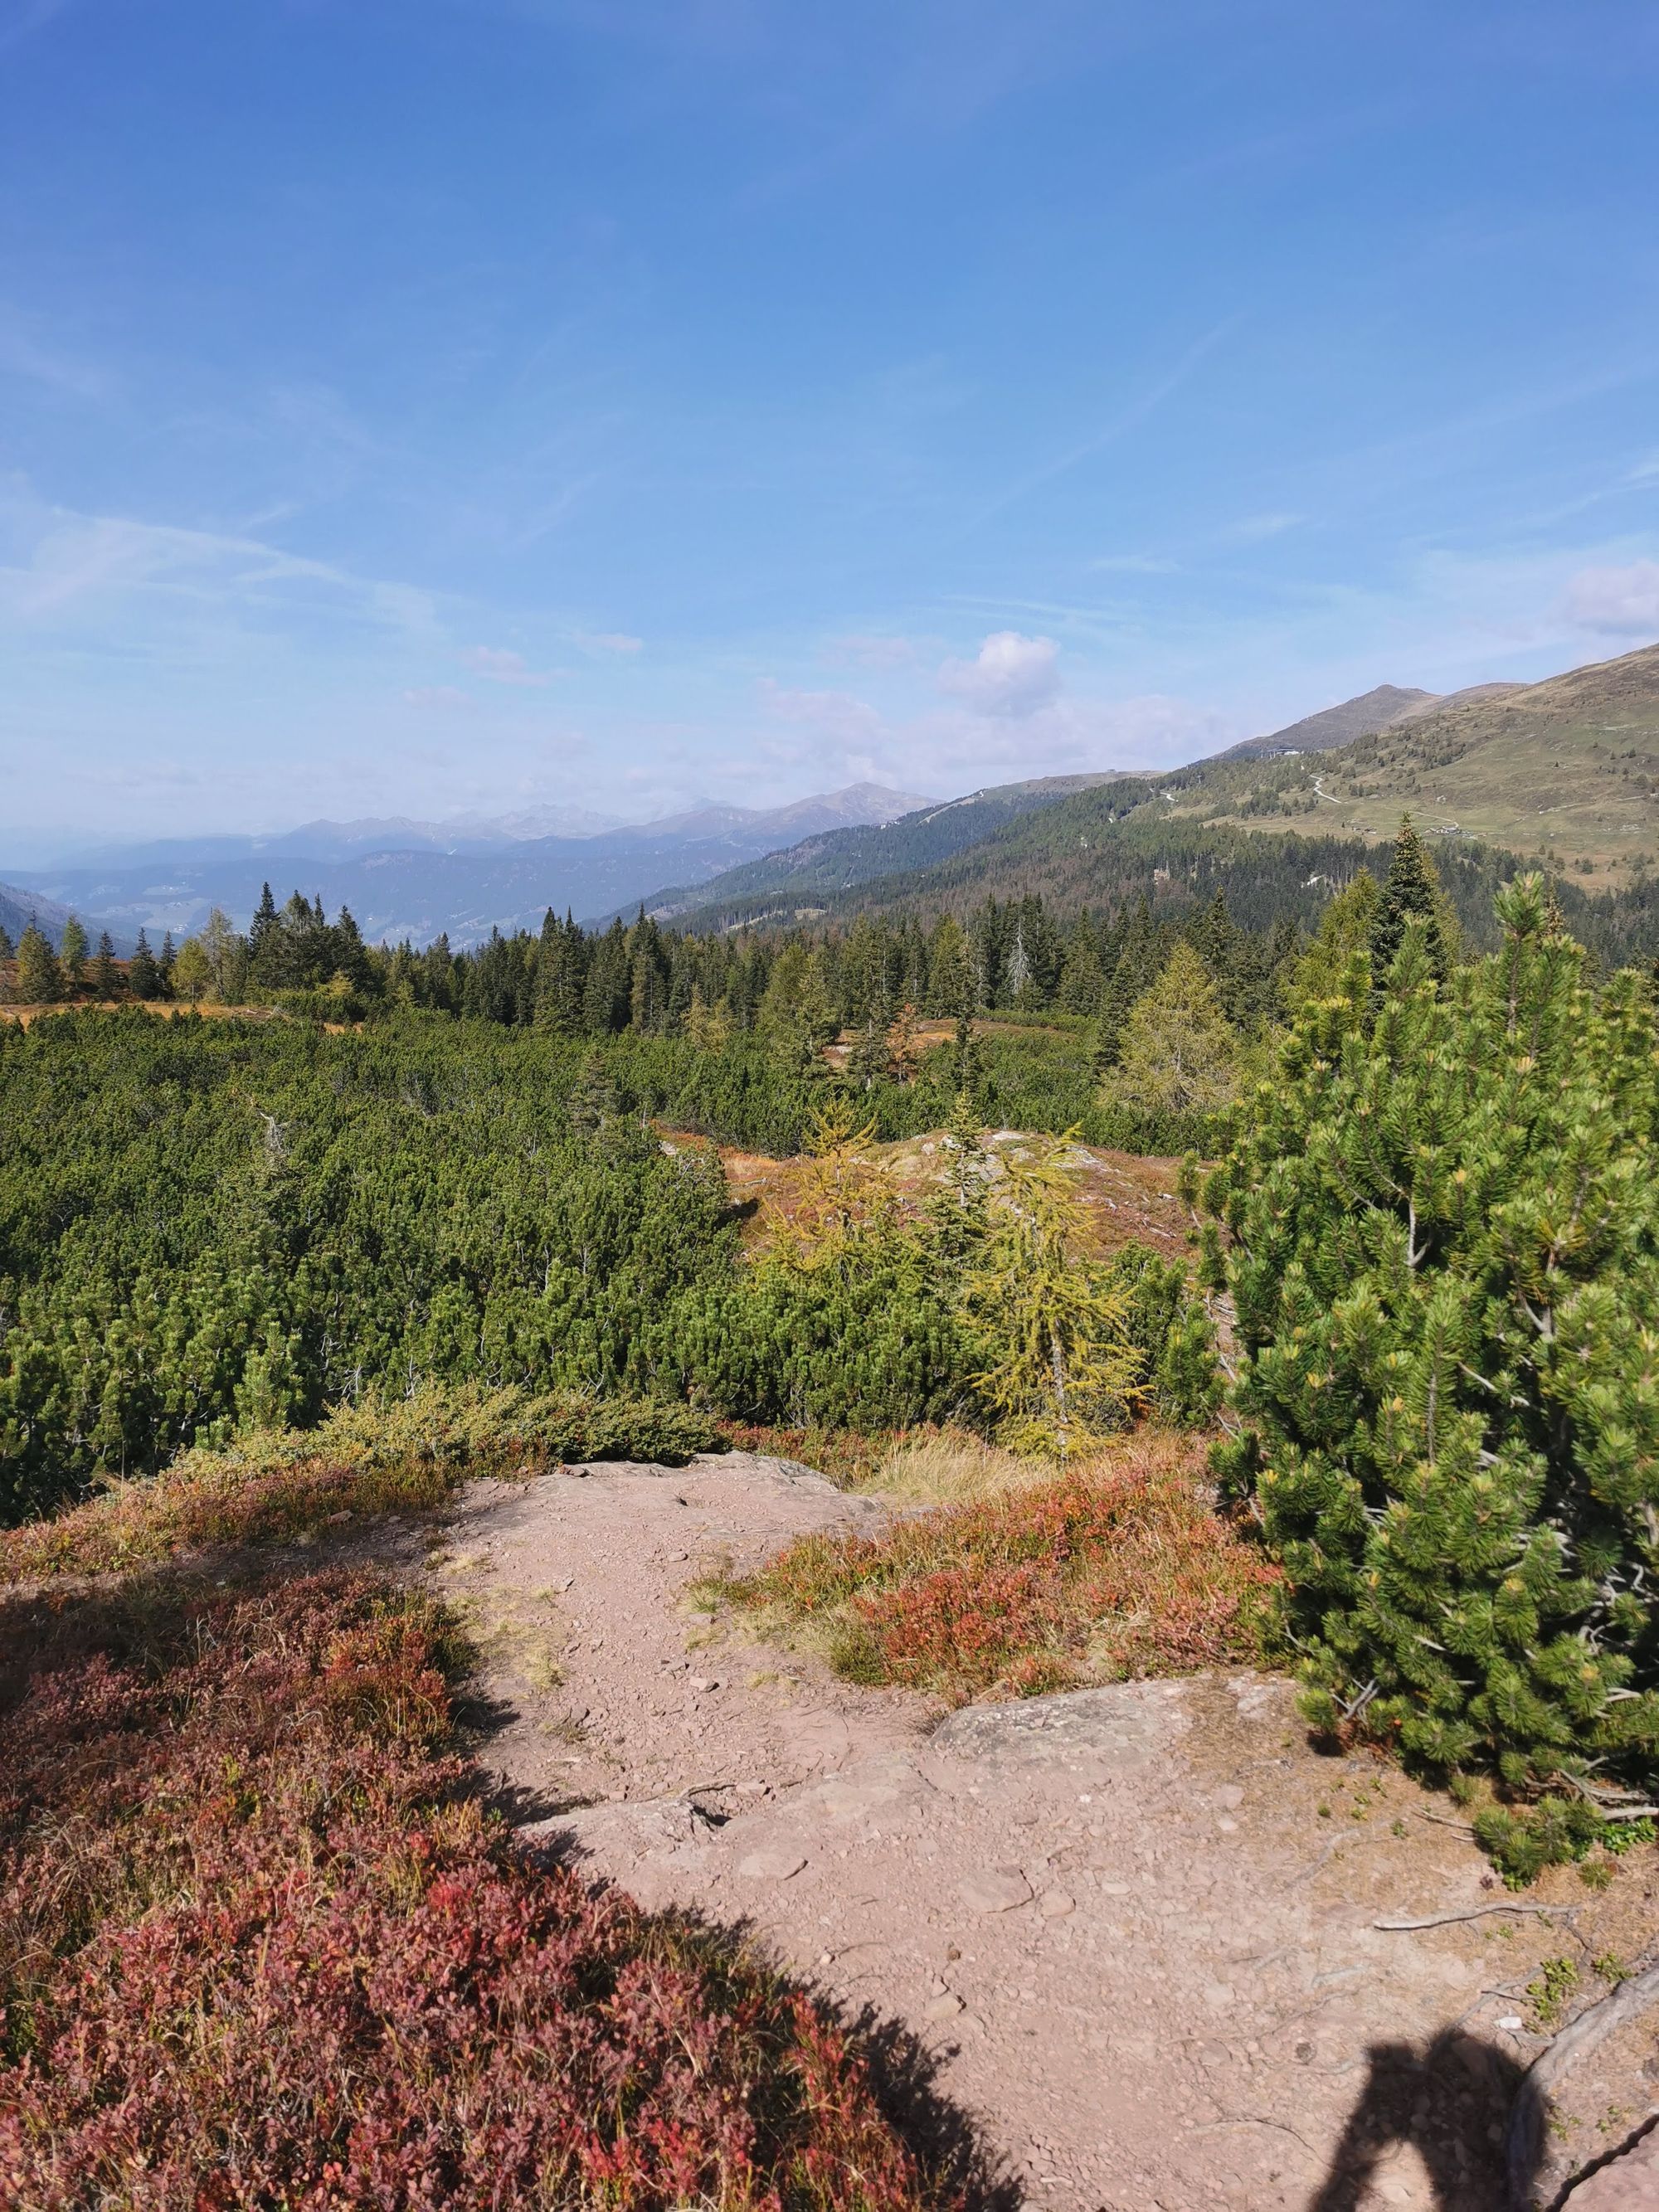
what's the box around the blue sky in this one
[3,0,1659,850]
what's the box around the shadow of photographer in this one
[1309,2027,1531,2211]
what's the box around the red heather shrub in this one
[0,1572,932,2211]
[737,1432,1280,1699]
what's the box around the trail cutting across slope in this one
[432,1453,1659,2212]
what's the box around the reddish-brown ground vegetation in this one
[724,1428,1280,1699]
[0,1568,937,2210]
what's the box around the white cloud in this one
[937,630,1061,717]
[574,629,644,655]
[462,644,555,686]
[750,663,1229,800]
[403,685,470,711]
[1560,559,1659,636]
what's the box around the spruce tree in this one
[158,931,177,999]
[14,923,61,1005]
[845,1002,891,1091]
[1287,871,1379,1011]
[127,929,162,1001]
[248,882,280,970]
[949,998,983,1098]
[90,931,120,999]
[1204,877,1659,1860]
[1370,817,1451,988]
[567,1048,620,1135]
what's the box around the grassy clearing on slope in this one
[718,1428,1280,1702]
[0,1567,936,2210]
[2,1382,723,1582]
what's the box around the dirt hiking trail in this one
[430,1453,1659,2212]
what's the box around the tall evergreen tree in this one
[1370,818,1451,988]
[60,916,88,992]
[14,923,61,1005]
[926,1089,993,1266]
[248,882,280,966]
[90,931,121,999]
[127,929,163,1001]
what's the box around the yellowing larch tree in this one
[960,1134,1142,1461]
[1110,941,1238,1117]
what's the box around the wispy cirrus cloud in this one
[0,0,74,56]
[462,644,557,686]
[0,491,436,635]
[0,305,109,401]
[821,631,919,668]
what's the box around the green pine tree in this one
[1204,876,1659,1866]
[1286,871,1379,1011]
[925,1088,994,1266]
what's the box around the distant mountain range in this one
[0,880,135,958]
[13,646,1657,960]
[2,784,933,950]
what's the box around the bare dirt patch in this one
[435,1453,1659,2210]
[682,1128,1185,1261]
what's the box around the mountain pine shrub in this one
[1202,875,1659,1872]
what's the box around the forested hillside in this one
[631,771,1126,924]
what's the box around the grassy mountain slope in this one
[629,773,1131,926]
[1219,678,1524,760]
[1193,643,1659,883]
[657,646,1659,966]
[1218,682,1434,760]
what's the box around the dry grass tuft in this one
[857,1430,1058,1508]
